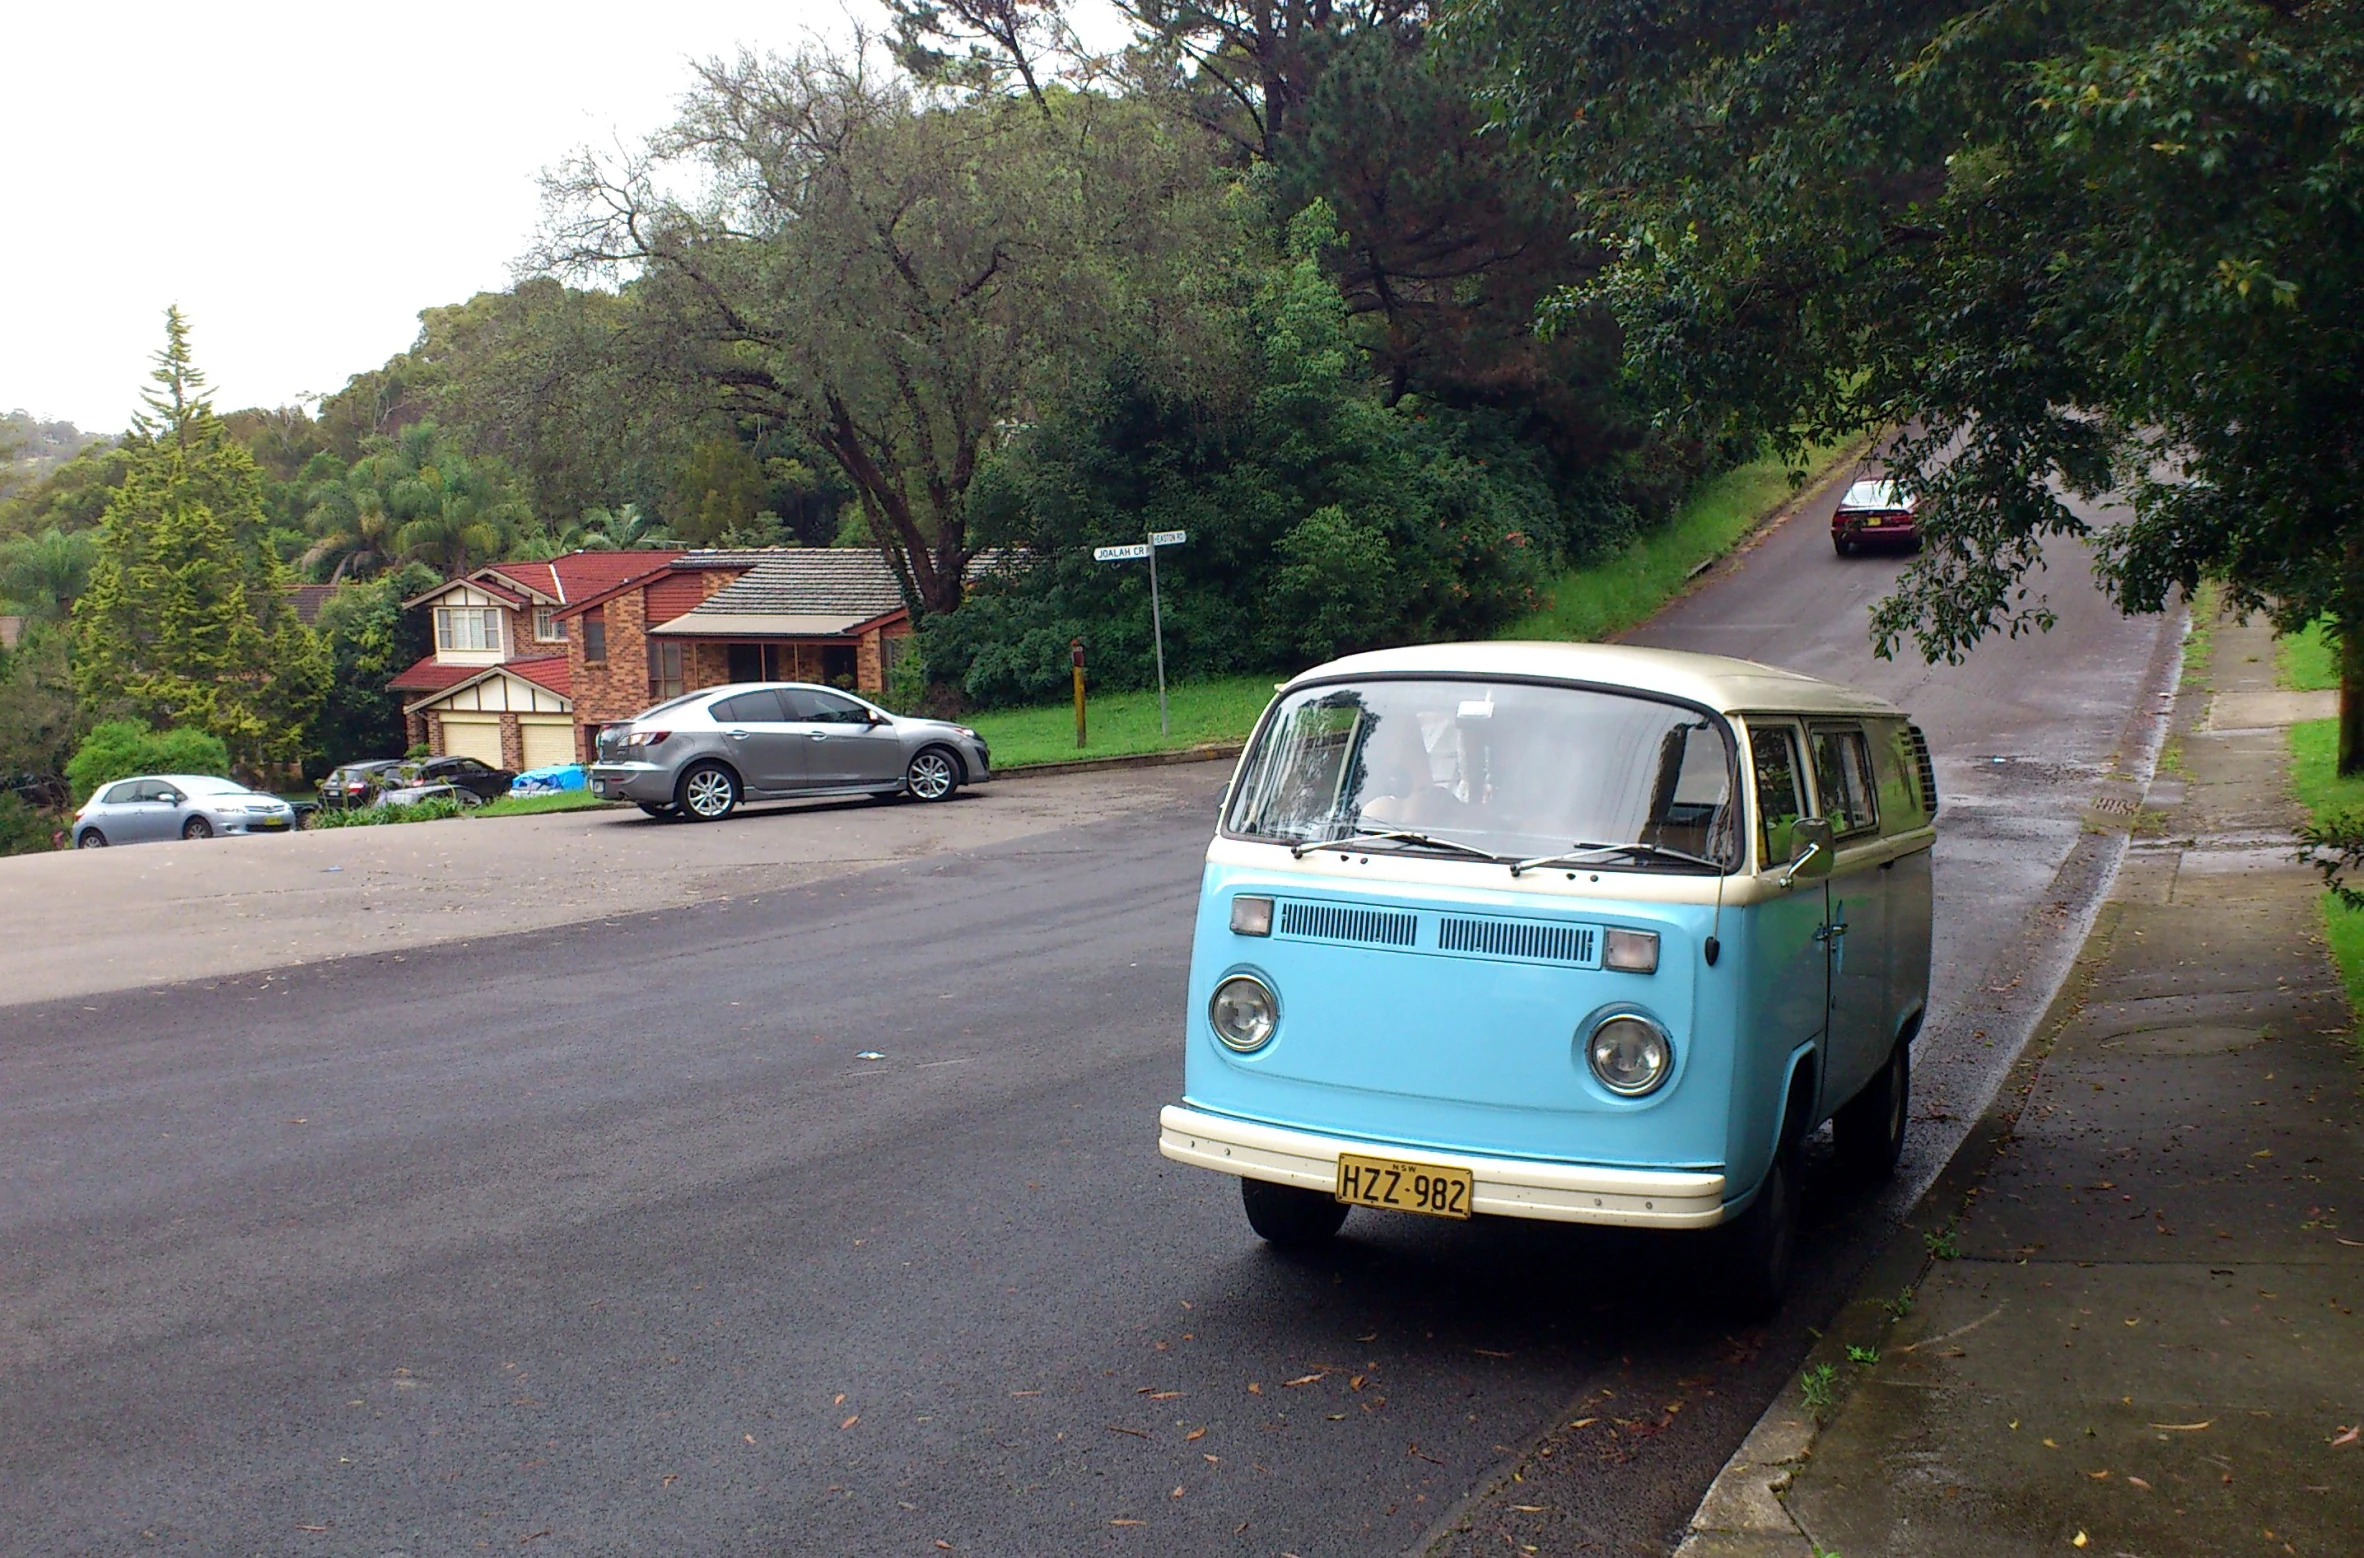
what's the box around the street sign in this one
[1091,529,1191,736]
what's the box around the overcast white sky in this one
[2,1,1128,434]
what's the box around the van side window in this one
[1810,727,1879,837]
[1749,724,1808,867]
[1871,721,1929,832]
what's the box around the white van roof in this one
[1285,641,1905,720]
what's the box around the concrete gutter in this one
[1673,602,2193,1556]
[996,742,1243,780]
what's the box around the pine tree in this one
[74,310,328,771]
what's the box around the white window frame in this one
[435,607,503,653]
[532,606,566,642]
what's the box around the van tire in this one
[1835,1038,1910,1181]
[1720,1149,1798,1317]
[1241,1178,1349,1249]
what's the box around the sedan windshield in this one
[1225,679,1741,871]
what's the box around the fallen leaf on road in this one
[2071,1532,2088,1549]
[745,1434,757,1444]
[1185,1427,1207,1442]
[1354,1332,1376,1342]
[1109,1518,1143,1526]
[1010,1390,1040,1397]
[833,1393,846,1406]
[661,1475,678,1487]
[1350,1375,1366,1391]
[520,1533,551,1545]
[1107,1425,1149,1439]
[1512,1504,1546,1513]
[2087,1469,2110,1480]
[1147,1391,1183,1401]
[1472,1348,1513,1359]
[1569,1417,1598,1429]
[1247,1383,1262,1395]
[2149,1420,2213,1432]
[1203,1453,1218,1464]
[2126,1476,2150,1490]
[936,1543,953,1551]
[297,1526,329,1534]
[839,1417,857,1430]
[2331,1425,2360,1447]
[1283,1373,1325,1387]
[1171,1486,1184,1498]
[1410,1443,1445,1465]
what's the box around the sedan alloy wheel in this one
[905,747,959,803]
[678,761,740,821]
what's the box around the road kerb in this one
[996,742,1243,780]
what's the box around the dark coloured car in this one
[1831,478,1920,556]
[391,755,516,803]
[317,759,408,811]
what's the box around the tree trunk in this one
[2342,620,2364,776]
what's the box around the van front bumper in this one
[1158,1105,1727,1229]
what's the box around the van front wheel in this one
[1241,1178,1349,1249]
[1719,1150,1798,1317]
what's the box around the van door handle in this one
[1814,921,1848,944]
[809,732,830,740]
[727,729,749,740]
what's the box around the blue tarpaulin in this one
[509,763,588,794]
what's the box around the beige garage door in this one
[440,714,504,767]
[519,717,577,770]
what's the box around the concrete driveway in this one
[0,768,1220,1009]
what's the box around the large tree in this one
[73,311,328,769]
[1453,0,2364,755]
[538,46,1229,616]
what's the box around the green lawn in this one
[978,439,1867,770]
[2287,717,2364,1017]
[1502,436,1869,642]
[970,675,1280,769]
[473,789,614,818]
[2278,618,2338,691]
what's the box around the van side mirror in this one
[1779,817,1835,887]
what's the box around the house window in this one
[648,639,684,700]
[435,607,501,652]
[582,608,607,662]
[533,607,566,642]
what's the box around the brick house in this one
[391,548,932,767]
[388,552,683,769]
[556,549,923,760]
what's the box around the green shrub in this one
[64,720,232,805]
[0,793,60,856]
[309,795,467,828]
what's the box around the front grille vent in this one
[1276,900,1418,948]
[1436,916,1598,966]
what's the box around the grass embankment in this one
[979,439,1868,770]
[2278,619,2338,691]
[969,676,1280,770]
[1503,436,1867,642]
[2287,718,2364,1016]
[474,790,612,818]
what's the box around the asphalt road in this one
[0,482,2181,1558]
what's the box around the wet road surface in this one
[0,481,2179,1556]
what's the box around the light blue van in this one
[1158,643,1936,1308]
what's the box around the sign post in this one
[1092,530,1189,737]
[1071,638,1086,749]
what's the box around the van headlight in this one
[1586,1014,1672,1096]
[1209,974,1279,1052]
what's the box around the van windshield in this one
[1225,679,1741,872]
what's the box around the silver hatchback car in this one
[588,683,992,821]
[73,774,298,847]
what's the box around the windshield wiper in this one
[1510,840,1725,876]
[1291,828,1504,863]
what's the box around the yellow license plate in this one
[1335,1153,1473,1219]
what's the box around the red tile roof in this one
[505,656,573,697]
[285,582,338,625]
[481,551,685,604]
[386,655,478,693]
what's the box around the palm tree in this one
[0,526,97,619]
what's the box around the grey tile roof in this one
[681,549,912,621]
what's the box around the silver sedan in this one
[588,683,992,821]
[72,774,298,847]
